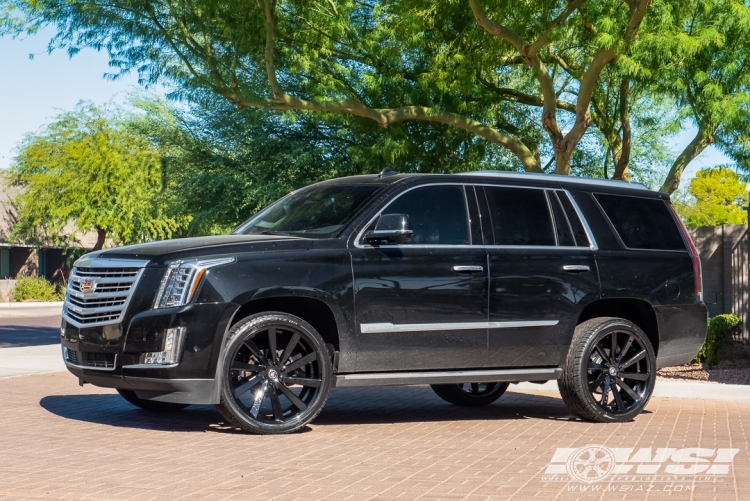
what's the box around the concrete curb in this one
[514,379,750,401]
[0,302,64,308]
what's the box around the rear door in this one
[351,183,489,371]
[478,185,601,367]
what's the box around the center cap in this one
[608,366,618,376]
[268,368,279,380]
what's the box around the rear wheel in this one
[431,382,510,406]
[215,312,332,434]
[558,317,655,423]
[116,389,190,412]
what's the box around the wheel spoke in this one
[277,383,308,411]
[618,335,635,363]
[278,332,301,368]
[282,376,322,388]
[243,339,266,363]
[270,385,283,421]
[621,349,646,370]
[612,381,626,411]
[249,380,269,417]
[268,327,278,364]
[232,362,265,372]
[616,377,642,401]
[594,344,611,364]
[233,374,265,398]
[282,352,317,373]
[620,372,650,381]
[599,376,611,407]
[588,372,606,391]
[611,332,618,363]
[588,362,607,371]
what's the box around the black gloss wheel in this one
[431,382,509,406]
[559,317,655,423]
[216,313,332,434]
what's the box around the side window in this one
[548,191,576,246]
[381,185,470,245]
[555,190,591,247]
[483,186,555,246]
[594,193,686,250]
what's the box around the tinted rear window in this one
[594,193,685,251]
[483,187,555,246]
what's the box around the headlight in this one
[153,257,235,309]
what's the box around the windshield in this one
[233,184,383,238]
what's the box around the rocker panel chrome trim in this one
[360,320,559,334]
[334,368,562,387]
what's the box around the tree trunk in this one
[659,126,714,194]
[553,146,573,175]
[93,228,107,251]
[612,78,632,181]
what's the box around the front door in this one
[351,184,489,372]
[477,185,601,368]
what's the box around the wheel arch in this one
[576,298,660,355]
[228,291,344,353]
[210,292,344,405]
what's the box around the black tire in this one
[431,382,510,407]
[116,389,190,412]
[215,312,333,435]
[558,317,656,423]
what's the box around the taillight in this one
[668,204,702,301]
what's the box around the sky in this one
[0,29,735,182]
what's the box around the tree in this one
[1,0,656,176]
[673,167,747,226]
[639,0,750,193]
[10,101,188,249]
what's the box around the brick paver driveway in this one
[1,372,748,501]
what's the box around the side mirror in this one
[365,214,413,245]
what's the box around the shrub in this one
[11,277,64,302]
[694,314,742,367]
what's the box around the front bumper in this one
[61,302,238,404]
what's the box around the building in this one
[0,171,98,283]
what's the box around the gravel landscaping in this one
[658,363,750,385]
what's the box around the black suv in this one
[61,171,707,434]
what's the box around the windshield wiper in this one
[259,230,293,236]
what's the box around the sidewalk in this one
[0,343,64,378]
[0,302,62,319]
[515,379,750,401]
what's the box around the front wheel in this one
[215,312,332,435]
[558,317,656,423]
[117,389,190,412]
[431,382,509,406]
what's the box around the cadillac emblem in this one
[80,279,94,293]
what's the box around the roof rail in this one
[456,171,648,190]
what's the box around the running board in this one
[333,368,561,388]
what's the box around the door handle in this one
[563,265,590,273]
[452,265,484,273]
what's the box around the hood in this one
[77,235,313,266]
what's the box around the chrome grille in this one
[64,347,80,365]
[63,263,145,328]
[63,347,116,370]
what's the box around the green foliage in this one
[11,276,63,302]
[0,0,665,175]
[5,0,750,191]
[694,314,742,367]
[9,101,190,248]
[673,167,748,226]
